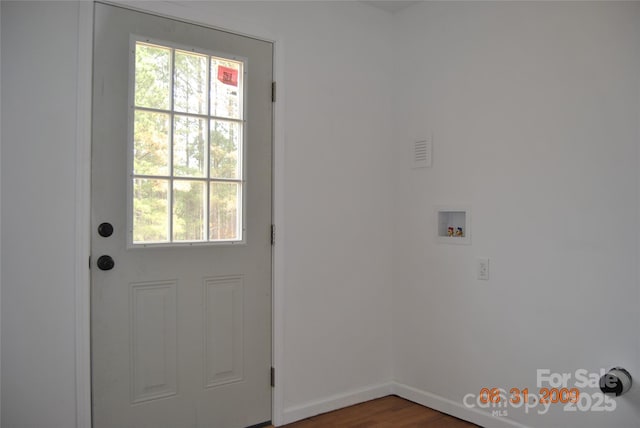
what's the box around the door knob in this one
[98,222,114,237]
[97,255,115,271]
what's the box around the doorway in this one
[91,4,274,427]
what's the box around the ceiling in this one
[361,1,422,14]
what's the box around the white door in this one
[91,4,273,427]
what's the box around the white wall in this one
[257,2,395,413]
[248,2,395,414]
[392,2,640,427]
[1,2,81,427]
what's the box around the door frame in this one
[74,2,286,426]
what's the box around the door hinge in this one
[270,224,276,246]
[88,256,91,269]
[271,81,276,103]
[270,367,275,387]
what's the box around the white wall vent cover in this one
[412,140,431,168]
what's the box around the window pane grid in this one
[205,51,212,242]
[168,48,176,242]
[132,40,244,245]
[134,106,244,124]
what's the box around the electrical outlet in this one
[477,257,489,280]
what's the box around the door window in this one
[130,39,245,245]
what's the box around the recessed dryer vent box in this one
[436,206,471,245]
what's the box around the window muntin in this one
[130,39,245,246]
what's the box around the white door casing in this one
[91,4,273,427]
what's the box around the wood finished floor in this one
[271,395,481,428]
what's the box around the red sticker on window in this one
[217,66,238,87]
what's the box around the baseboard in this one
[392,382,531,428]
[281,382,393,425]
[279,381,532,428]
